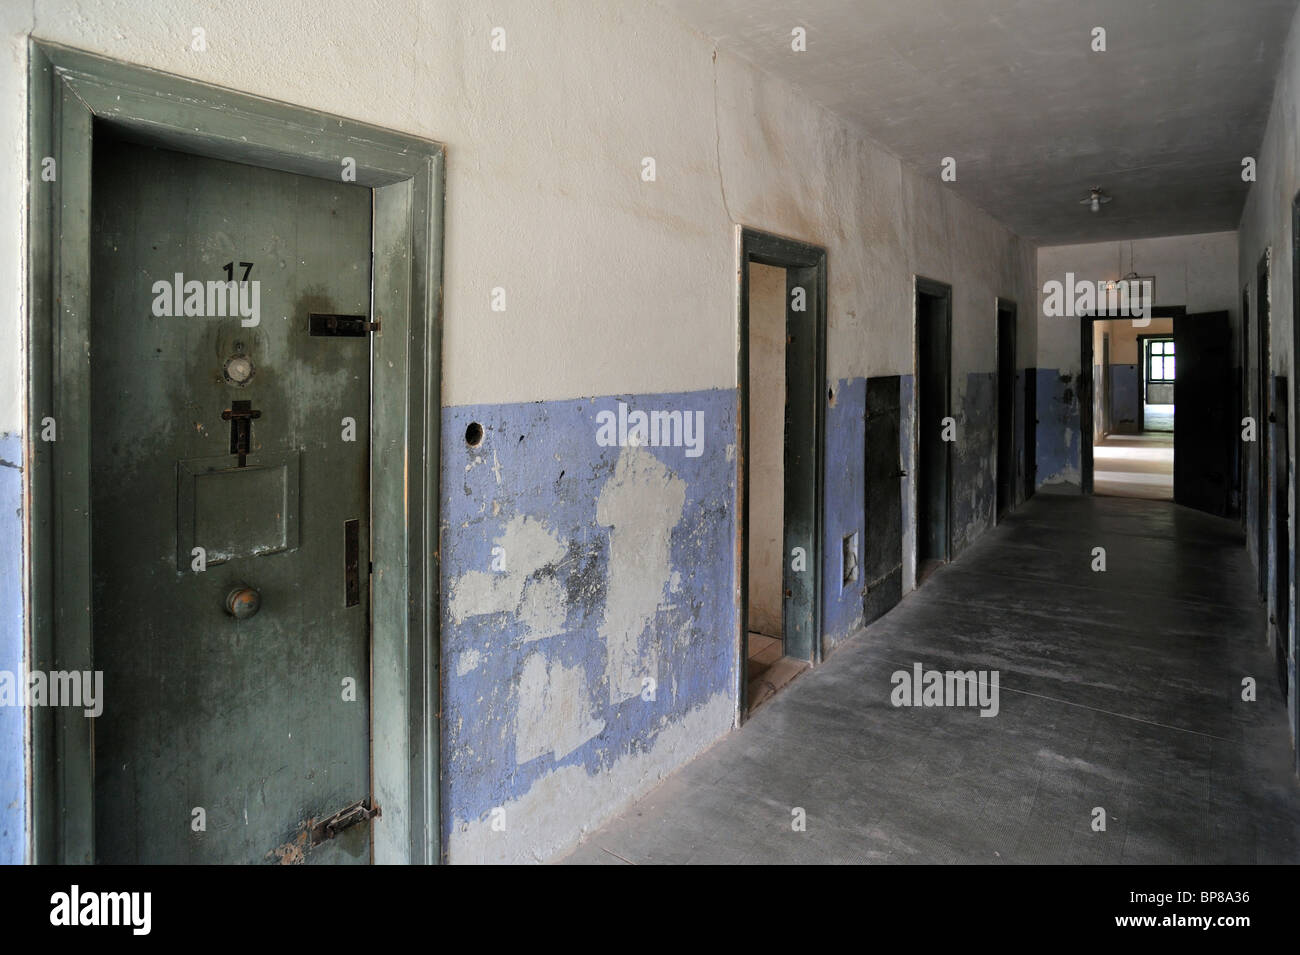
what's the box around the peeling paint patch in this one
[516,651,606,763]
[456,649,482,676]
[448,513,567,642]
[951,372,996,556]
[453,692,733,864]
[597,445,686,703]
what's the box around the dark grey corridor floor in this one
[562,494,1300,864]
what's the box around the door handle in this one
[225,585,261,619]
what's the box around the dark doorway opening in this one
[1078,307,1232,516]
[995,299,1017,522]
[1082,314,1179,502]
[864,377,903,625]
[1271,375,1290,703]
[1024,371,1037,500]
[915,278,952,583]
[1240,286,1250,528]
[1257,253,1271,598]
[1100,332,1112,436]
[737,228,827,716]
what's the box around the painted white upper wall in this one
[3,0,1035,420]
[1239,0,1300,384]
[1036,231,1239,372]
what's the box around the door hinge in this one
[309,799,381,847]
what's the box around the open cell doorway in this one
[914,278,953,585]
[1090,318,1175,500]
[738,229,827,717]
[745,261,798,709]
[1080,307,1230,516]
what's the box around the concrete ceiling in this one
[663,0,1299,245]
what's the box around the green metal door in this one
[89,131,373,863]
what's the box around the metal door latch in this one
[309,799,381,847]
[310,313,379,336]
[221,399,261,467]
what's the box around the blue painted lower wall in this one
[1036,368,1081,488]
[0,433,23,864]
[1108,364,1141,433]
[953,372,996,555]
[822,378,866,653]
[439,389,738,862]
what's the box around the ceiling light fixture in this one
[1080,187,1111,213]
[1104,241,1155,305]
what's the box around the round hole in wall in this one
[465,422,484,448]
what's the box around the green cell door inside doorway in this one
[89,129,373,863]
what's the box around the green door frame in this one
[26,41,445,864]
[735,226,827,719]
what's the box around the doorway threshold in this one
[917,557,945,586]
[747,654,810,715]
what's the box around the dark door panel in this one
[996,304,1016,519]
[1173,311,1231,516]
[1025,370,1037,499]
